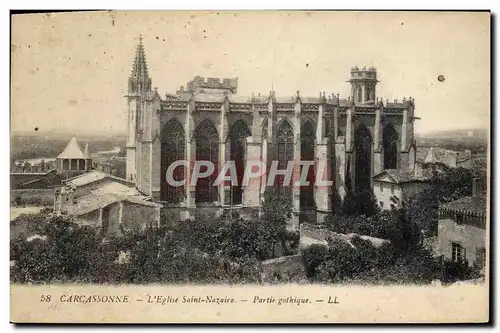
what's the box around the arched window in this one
[300,121,315,209]
[356,87,363,103]
[195,119,219,203]
[229,120,251,205]
[365,87,371,101]
[382,123,398,170]
[276,120,294,196]
[354,125,372,192]
[161,119,185,203]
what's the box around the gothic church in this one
[125,37,417,224]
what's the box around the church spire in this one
[132,34,148,79]
[128,34,152,94]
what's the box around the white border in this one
[2,1,498,331]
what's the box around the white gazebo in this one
[56,136,92,175]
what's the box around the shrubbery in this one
[10,188,298,284]
[313,196,481,285]
[10,184,481,285]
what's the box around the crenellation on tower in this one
[182,76,238,96]
[349,65,378,105]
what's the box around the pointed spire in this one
[131,34,149,80]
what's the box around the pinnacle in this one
[131,35,149,80]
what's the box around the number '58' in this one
[40,294,51,303]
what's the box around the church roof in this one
[57,136,86,159]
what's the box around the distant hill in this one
[11,132,127,162]
[416,129,488,155]
[417,128,488,140]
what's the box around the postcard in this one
[10,10,490,323]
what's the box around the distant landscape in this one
[11,130,127,163]
[416,128,488,154]
[11,127,488,163]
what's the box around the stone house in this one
[372,169,430,210]
[54,171,162,236]
[436,194,487,270]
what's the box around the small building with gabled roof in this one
[55,170,162,236]
[372,168,431,210]
[56,136,92,176]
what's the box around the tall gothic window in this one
[382,123,398,170]
[300,121,315,209]
[276,119,294,196]
[161,119,185,203]
[229,120,251,205]
[354,124,372,192]
[195,119,219,203]
[356,87,363,103]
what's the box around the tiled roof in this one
[67,191,161,216]
[67,193,122,215]
[57,136,86,159]
[373,169,431,184]
[440,196,487,217]
[64,171,135,188]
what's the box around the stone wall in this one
[437,218,486,266]
[11,189,55,207]
[299,222,390,250]
[122,201,159,231]
[260,254,307,284]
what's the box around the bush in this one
[440,259,482,284]
[302,244,329,278]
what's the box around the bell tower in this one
[349,66,378,105]
[125,35,152,182]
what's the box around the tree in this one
[409,167,475,237]
[259,188,298,257]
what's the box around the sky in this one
[11,11,490,135]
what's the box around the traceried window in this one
[452,243,466,263]
[354,124,372,193]
[276,120,294,197]
[195,119,219,203]
[161,119,185,203]
[383,123,398,170]
[300,121,315,209]
[229,120,251,205]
